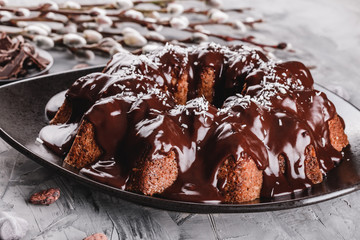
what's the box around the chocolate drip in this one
[39,123,78,156]
[40,43,344,203]
[45,90,66,120]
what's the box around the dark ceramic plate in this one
[0,48,54,84]
[0,66,359,213]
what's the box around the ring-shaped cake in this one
[40,43,349,203]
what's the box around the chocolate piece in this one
[29,188,61,205]
[0,33,50,80]
[83,233,108,240]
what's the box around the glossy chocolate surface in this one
[40,43,344,203]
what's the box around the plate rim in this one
[0,67,359,213]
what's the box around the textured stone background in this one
[1,0,360,239]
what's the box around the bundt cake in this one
[39,43,349,203]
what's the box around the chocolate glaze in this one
[39,123,78,156]
[40,43,344,203]
[45,90,66,120]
